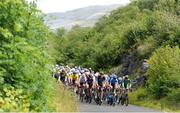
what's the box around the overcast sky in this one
[27,0,130,13]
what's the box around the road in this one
[78,101,161,112]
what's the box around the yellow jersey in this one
[71,74,79,81]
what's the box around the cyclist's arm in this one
[70,75,73,80]
[128,80,131,89]
[58,74,61,82]
[122,81,125,89]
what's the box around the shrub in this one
[0,86,30,112]
[0,0,54,111]
[166,89,180,107]
[147,46,180,99]
[129,88,148,102]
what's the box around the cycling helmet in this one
[94,72,99,77]
[125,75,129,78]
[143,59,148,62]
[109,74,113,78]
[85,71,90,76]
[82,74,86,78]
[80,70,85,74]
[73,71,77,74]
[84,68,89,72]
[118,77,122,80]
[71,68,75,72]
[113,75,117,79]
[89,74,94,78]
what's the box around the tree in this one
[0,0,54,111]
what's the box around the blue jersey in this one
[110,78,118,84]
[97,76,105,86]
[118,79,123,85]
[108,77,112,84]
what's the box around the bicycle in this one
[121,89,129,106]
[79,85,85,102]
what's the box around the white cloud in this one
[27,0,130,13]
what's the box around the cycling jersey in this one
[108,77,112,84]
[79,76,87,84]
[71,74,79,81]
[110,78,118,91]
[123,78,131,89]
[87,78,93,84]
[87,77,93,88]
[60,71,68,82]
[97,76,105,87]
[118,79,122,84]
[54,73,60,80]
[110,78,118,84]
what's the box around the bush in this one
[147,46,180,99]
[0,86,30,112]
[0,0,55,111]
[56,0,180,71]
[137,90,147,101]
[129,88,148,102]
[166,89,180,107]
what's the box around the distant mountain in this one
[45,4,122,30]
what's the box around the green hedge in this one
[147,46,180,99]
[0,0,55,111]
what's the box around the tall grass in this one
[49,82,77,112]
[129,88,180,112]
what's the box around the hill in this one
[54,0,180,111]
[45,4,123,30]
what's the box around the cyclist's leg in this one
[100,87,104,102]
[79,82,83,94]
[89,83,93,97]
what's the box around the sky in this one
[27,0,130,13]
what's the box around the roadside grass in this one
[129,88,180,112]
[49,82,77,112]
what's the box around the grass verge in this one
[129,88,180,112]
[49,82,77,112]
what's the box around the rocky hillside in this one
[45,4,122,30]
[54,0,180,111]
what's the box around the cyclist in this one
[118,77,123,86]
[71,71,79,86]
[79,74,87,97]
[87,74,94,89]
[116,77,123,103]
[97,73,106,102]
[121,75,131,106]
[123,75,131,90]
[109,74,118,92]
[86,74,94,103]
[79,74,87,87]
[60,69,68,84]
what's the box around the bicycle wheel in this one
[125,98,129,106]
[121,99,124,105]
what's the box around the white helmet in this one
[95,72,99,77]
[71,68,75,72]
[118,77,122,80]
[80,70,84,73]
[85,72,90,75]
[125,75,129,78]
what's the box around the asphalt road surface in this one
[78,101,161,112]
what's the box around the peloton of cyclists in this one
[52,65,131,106]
